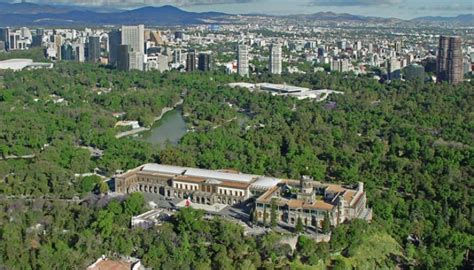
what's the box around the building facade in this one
[238,44,249,77]
[116,164,256,206]
[61,43,74,61]
[121,25,145,71]
[117,44,130,71]
[115,164,372,230]
[121,25,145,55]
[437,36,463,85]
[108,29,121,66]
[186,50,196,72]
[129,50,144,71]
[330,59,350,73]
[254,177,371,230]
[147,54,169,72]
[269,44,282,75]
[387,58,401,80]
[87,36,101,63]
[0,28,10,50]
[198,52,212,72]
[76,43,85,63]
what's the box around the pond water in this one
[138,108,187,148]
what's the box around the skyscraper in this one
[336,40,347,50]
[355,41,362,51]
[368,43,374,53]
[121,25,145,71]
[129,51,144,71]
[437,36,463,85]
[173,49,182,64]
[317,47,325,57]
[54,35,63,60]
[117,45,130,71]
[9,33,20,50]
[31,35,43,48]
[76,43,85,63]
[436,36,449,82]
[269,44,282,75]
[108,29,121,66]
[121,25,145,55]
[447,37,463,85]
[186,50,196,72]
[175,31,185,40]
[87,36,101,63]
[395,41,403,53]
[61,43,74,61]
[238,44,249,77]
[387,58,401,80]
[330,59,350,73]
[198,53,212,72]
[0,28,10,50]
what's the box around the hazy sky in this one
[7,0,474,19]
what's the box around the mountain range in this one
[0,3,228,26]
[0,2,471,27]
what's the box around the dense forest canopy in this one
[0,62,472,269]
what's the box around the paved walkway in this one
[0,154,35,160]
[175,200,228,213]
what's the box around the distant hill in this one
[300,11,403,24]
[411,14,474,26]
[0,2,471,27]
[0,2,71,14]
[0,4,228,26]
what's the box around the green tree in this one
[295,216,304,233]
[270,198,278,228]
[263,207,268,226]
[79,175,101,193]
[98,181,109,194]
[123,193,145,216]
[322,212,331,234]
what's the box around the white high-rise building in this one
[129,51,144,71]
[269,44,282,75]
[237,44,249,77]
[330,59,350,73]
[355,41,362,51]
[121,25,145,54]
[121,25,145,71]
[75,43,85,63]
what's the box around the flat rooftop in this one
[140,163,258,183]
[0,58,52,71]
[257,83,310,93]
[124,164,359,199]
[227,82,342,100]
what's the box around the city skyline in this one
[1,0,472,19]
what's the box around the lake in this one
[138,108,187,148]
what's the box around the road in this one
[0,154,35,160]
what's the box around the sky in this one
[5,0,474,19]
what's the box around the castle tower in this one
[300,175,313,194]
